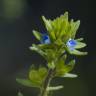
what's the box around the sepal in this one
[69,49,88,55]
[32,30,43,41]
[75,41,86,49]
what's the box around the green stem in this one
[39,68,54,96]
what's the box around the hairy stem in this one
[39,68,54,96]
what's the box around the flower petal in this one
[41,34,51,44]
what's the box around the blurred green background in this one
[0,0,95,96]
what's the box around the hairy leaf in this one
[75,42,86,49]
[47,85,64,91]
[16,78,40,88]
[29,67,48,86]
[32,30,42,41]
[70,49,88,55]
[63,73,78,78]
[55,60,75,77]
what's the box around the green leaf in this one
[76,38,84,41]
[29,70,42,85]
[29,67,48,86]
[63,73,78,78]
[47,85,64,91]
[38,67,47,79]
[55,12,69,39]
[42,16,56,40]
[32,30,42,41]
[55,59,75,77]
[16,78,40,88]
[70,49,88,55]
[42,12,70,41]
[42,16,52,32]
[17,92,23,96]
[29,44,47,57]
[75,41,86,49]
[64,60,75,72]
[71,20,80,38]
[56,57,66,69]
[63,11,68,21]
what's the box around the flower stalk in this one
[39,68,54,96]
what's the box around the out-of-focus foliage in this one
[3,0,26,19]
[17,92,23,96]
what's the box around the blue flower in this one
[41,34,51,44]
[66,39,77,51]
